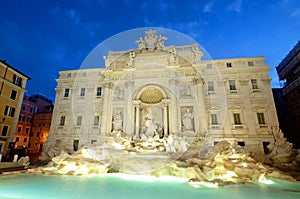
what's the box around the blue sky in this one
[0,0,299,101]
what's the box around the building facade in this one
[13,96,35,149]
[29,111,53,161]
[276,41,300,148]
[0,60,30,153]
[45,30,279,154]
[13,94,53,160]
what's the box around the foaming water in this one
[0,174,299,199]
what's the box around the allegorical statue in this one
[113,111,123,131]
[182,109,194,131]
[127,51,135,68]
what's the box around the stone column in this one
[135,105,140,137]
[192,77,207,136]
[124,79,135,135]
[163,104,168,136]
[169,77,178,133]
[101,82,113,134]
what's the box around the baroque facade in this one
[45,30,279,154]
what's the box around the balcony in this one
[232,124,246,129]
[210,124,220,129]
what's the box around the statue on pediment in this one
[191,44,203,64]
[136,37,146,50]
[135,29,168,51]
[127,51,135,68]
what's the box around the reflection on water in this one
[0,174,299,199]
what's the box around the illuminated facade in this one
[0,60,30,153]
[13,94,53,160]
[45,30,279,154]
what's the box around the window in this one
[73,140,79,151]
[80,88,86,97]
[37,132,40,137]
[226,63,232,68]
[211,114,218,125]
[0,143,2,151]
[233,113,241,125]
[24,138,27,142]
[17,126,22,133]
[238,141,245,146]
[77,116,82,126]
[10,90,17,100]
[22,105,25,111]
[25,128,29,134]
[91,140,97,144]
[263,142,270,154]
[39,144,44,152]
[96,87,102,97]
[251,79,258,89]
[206,63,212,69]
[13,74,22,86]
[94,116,99,126]
[19,115,25,121]
[64,88,70,97]
[229,80,236,90]
[67,73,72,77]
[4,106,15,117]
[1,125,9,136]
[248,61,254,66]
[30,132,33,137]
[257,113,265,124]
[27,117,31,123]
[207,81,214,92]
[16,137,20,142]
[60,116,66,126]
[30,107,33,113]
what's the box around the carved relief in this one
[113,87,124,100]
[180,84,192,97]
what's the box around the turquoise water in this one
[0,174,300,199]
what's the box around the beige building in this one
[45,30,279,154]
[0,60,30,153]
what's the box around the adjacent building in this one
[0,60,30,153]
[13,96,35,149]
[44,30,280,155]
[29,106,53,161]
[276,41,300,148]
[13,94,53,161]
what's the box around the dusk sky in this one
[0,0,299,101]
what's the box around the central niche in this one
[140,87,163,104]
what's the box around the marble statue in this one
[136,37,146,50]
[182,109,194,131]
[127,51,135,68]
[180,136,189,151]
[168,47,177,65]
[157,35,167,50]
[141,110,158,139]
[113,111,123,131]
[191,44,203,64]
